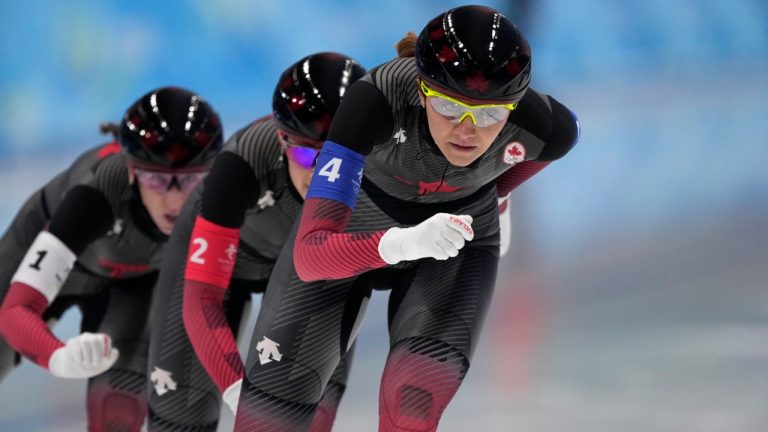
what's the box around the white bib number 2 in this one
[189,237,208,265]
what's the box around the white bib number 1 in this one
[11,231,77,303]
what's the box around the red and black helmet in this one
[416,5,532,103]
[272,52,366,142]
[119,87,223,169]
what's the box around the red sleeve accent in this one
[495,161,550,197]
[0,282,63,368]
[293,198,388,282]
[184,216,240,288]
[182,279,243,393]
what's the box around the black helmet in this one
[416,5,531,102]
[120,87,223,169]
[272,52,366,143]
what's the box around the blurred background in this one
[1,0,767,431]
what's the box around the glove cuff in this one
[47,346,68,378]
[377,227,404,265]
[223,378,243,414]
[497,195,510,214]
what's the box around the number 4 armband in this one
[184,216,241,289]
[305,141,366,209]
[11,231,77,303]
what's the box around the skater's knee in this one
[88,390,147,432]
[87,368,148,432]
[379,337,469,432]
[147,382,221,432]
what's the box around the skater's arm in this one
[181,152,259,392]
[293,81,393,282]
[182,278,244,393]
[0,186,113,368]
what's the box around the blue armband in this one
[306,141,365,209]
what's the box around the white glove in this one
[498,196,511,256]
[48,332,119,379]
[223,378,243,415]
[378,213,474,264]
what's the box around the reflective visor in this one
[134,169,208,193]
[278,130,321,169]
[420,80,517,127]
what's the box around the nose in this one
[453,115,477,137]
[163,188,186,213]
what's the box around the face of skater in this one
[118,86,224,234]
[418,80,511,167]
[131,166,209,234]
[278,130,322,198]
[413,6,532,167]
[271,52,367,197]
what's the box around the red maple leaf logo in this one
[508,146,522,158]
[142,131,159,146]
[312,112,332,135]
[438,46,457,63]
[465,71,490,93]
[503,143,526,165]
[193,130,211,147]
[287,95,305,112]
[506,58,523,76]
[166,141,190,163]
[430,27,445,41]
[280,76,295,90]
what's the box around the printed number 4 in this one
[318,158,342,183]
[190,238,208,264]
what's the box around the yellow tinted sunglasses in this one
[420,80,518,127]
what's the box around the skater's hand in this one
[223,378,243,415]
[378,213,474,264]
[48,332,119,379]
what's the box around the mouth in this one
[449,141,476,153]
[164,214,178,225]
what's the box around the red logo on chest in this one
[98,259,152,278]
[395,177,462,195]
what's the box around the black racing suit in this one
[147,118,354,431]
[0,143,166,432]
[234,57,579,431]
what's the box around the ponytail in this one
[395,32,418,58]
[99,122,121,140]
